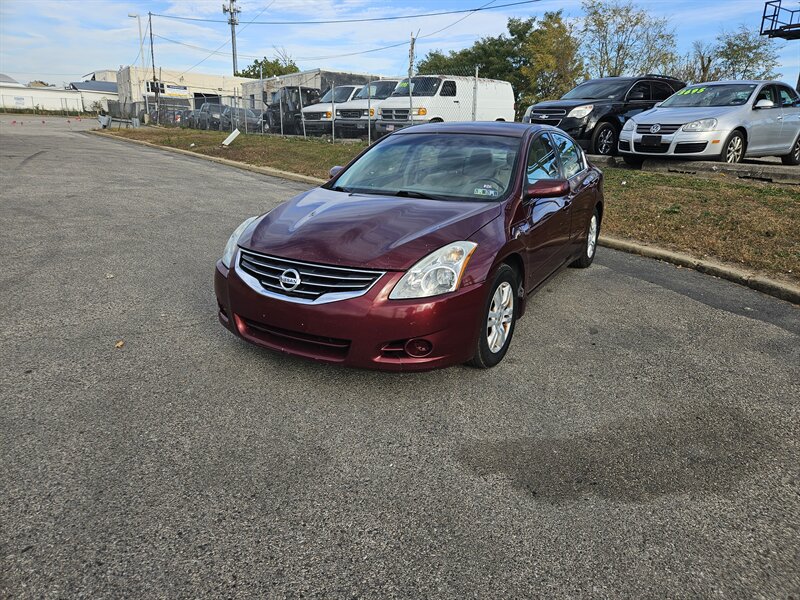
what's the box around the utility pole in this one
[408,33,416,124]
[148,12,159,122]
[222,0,241,75]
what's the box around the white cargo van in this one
[301,85,360,135]
[333,79,400,138]
[375,75,515,136]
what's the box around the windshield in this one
[329,133,520,202]
[392,77,441,97]
[355,80,399,100]
[660,84,757,107]
[562,80,631,100]
[320,86,355,103]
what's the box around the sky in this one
[0,0,797,87]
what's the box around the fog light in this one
[405,338,433,357]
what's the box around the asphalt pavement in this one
[1,117,798,599]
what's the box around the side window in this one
[552,133,584,179]
[777,86,799,107]
[755,86,777,105]
[440,81,457,97]
[652,81,674,101]
[628,81,651,101]
[526,135,560,184]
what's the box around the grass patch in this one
[108,127,800,283]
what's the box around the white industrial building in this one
[0,73,118,112]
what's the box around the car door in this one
[621,80,653,122]
[439,80,458,120]
[551,132,599,255]
[748,85,784,154]
[775,85,800,151]
[514,133,573,288]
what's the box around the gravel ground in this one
[1,117,798,599]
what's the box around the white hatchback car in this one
[618,80,800,165]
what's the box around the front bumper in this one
[214,255,487,371]
[525,115,592,148]
[336,118,374,136]
[375,120,416,135]
[302,120,332,135]
[619,128,727,158]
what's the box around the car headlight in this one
[389,242,477,300]
[324,111,332,119]
[682,118,717,132]
[221,216,258,268]
[412,107,427,116]
[363,109,374,117]
[568,104,594,119]
[335,110,342,117]
[622,119,636,131]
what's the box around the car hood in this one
[303,103,333,114]
[240,187,501,271]
[336,98,390,110]
[634,106,734,124]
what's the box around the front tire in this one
[781,136,800,166]
[591,122,618,156]
[720,131,745,163]
[571,208,600,268]
[468,264,518,369]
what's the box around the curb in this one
[91,130,798,305]
[599,236,799,304]
[86,130,327,186]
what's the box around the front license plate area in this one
[385,124,395,131]
[641,134,662,146]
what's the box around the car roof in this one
[690,80,784,86]
[393,121,551,138]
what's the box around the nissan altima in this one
[215,122,604,370]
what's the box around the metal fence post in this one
[279,91,284,136]
[331,81,336,144]
[298,86,307,139]
[472,66,479,121]
[367,78,372,146]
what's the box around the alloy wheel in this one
[598,128,615,155]
[486,282,514,353]
[725,136,744,163]
[587,215,598,258]
[794,139,800,162]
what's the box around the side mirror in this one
[629,91,645,101]
[754,99,775,109]
[525,179,570,200]
[329,166,344,179]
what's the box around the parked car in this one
[185,109,203,128]
[219,106,261,132]
[375,75,515,137]
[214,122,603,370]
[618,80,800,165]
[334,79,400,138]
[264,87,320,135]
[522,75,685,155]
[301,85,361,136]
[197,102,225,130]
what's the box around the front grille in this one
[381,108,409,121]
[636,123,682,134]
[633,142,671,154]
[242,318,350,360]
[340,110,362,119]
[675,141,708,154]
[238,249,385,303]
[531,118,562,126]
[303,112,323,121]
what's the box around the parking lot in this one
[1,117,798,598]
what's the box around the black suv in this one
[522,75,685,155]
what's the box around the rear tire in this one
[719,131,745,163]
[571,208,600,268]
[622,154,644,168]
[591,122,618,155]
[468,264,518,369]
[781,136,800,166]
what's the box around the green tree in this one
[669,41,721,84]
[714,26,781,80]
[519,11,585,104]
[580,0,676,77]
[237,50,299,79]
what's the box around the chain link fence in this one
[148,65,515,144]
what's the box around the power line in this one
[151,0,543,26]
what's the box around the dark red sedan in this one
[215,122,603,370]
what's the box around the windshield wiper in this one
[331,185,351,193]
[392,190,444,200]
